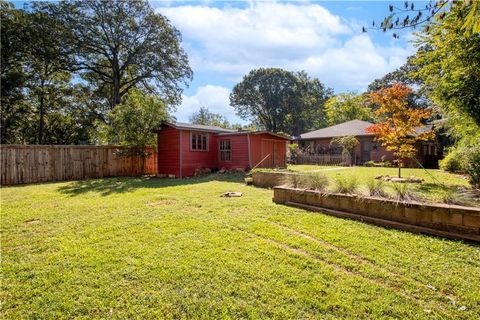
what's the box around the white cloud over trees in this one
[159,2,413,122]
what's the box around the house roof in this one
[162,122,236,133]
[298,119,433,140]
[299,120,375,139]
[161,122,291,140]
[217,130,291,140]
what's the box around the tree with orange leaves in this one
[366,83,434,178]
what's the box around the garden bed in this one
[273,186,480,241]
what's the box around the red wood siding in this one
[217,134,250,169]
[157,126,289,177]
[157,127,180,177]
[250,133,287,168]
[180,130,217,177]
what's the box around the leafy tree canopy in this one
[330,136,359,156]
[189,107,230,129]
[39,0,192,111]
[1,2,30,143]
[325,93,374,126]
[366,84,434,177]
[413,4,480,146]
[105,89,169,173]
[230,68,332,136]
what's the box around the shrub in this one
[334,175,359,194]
[390,183,419,202]
[439,147,467,173]
[366,179,387,197]
[298,173,329,191]
[465,145,480,188]
[363,161,375,167]
[380,161,393,167]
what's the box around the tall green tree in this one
[287,71,333,135]
[230,68,297,133]
[189,107,230,129]
[324,93,373,126]
[413,7,480,143]
[0,2,30,144]
[41,0,192,112]
[23,7,74,144]
[230,68,331,135]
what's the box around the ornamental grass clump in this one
[441,188,468,206]
[298,173,329,191]
[283,174,303,188]
[366,179,387,197]
[390,182,419,202]
[334,175,359,194]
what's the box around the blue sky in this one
[151,1,421,124]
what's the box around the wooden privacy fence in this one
[0,145,157,185]
[293,153,351,166]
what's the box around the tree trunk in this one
[398,159,401,178]
[38,93,45,145]
[112,52,121,108]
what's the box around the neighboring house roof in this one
[298,119,433,140]
[162,122,236,133]
[299,120,375,139]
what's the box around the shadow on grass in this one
[58,173,246,196]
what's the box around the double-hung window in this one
[191,132,208,151]
[219,139,231,161]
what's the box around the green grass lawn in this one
[287,164,479,206]
[2,174,480,319]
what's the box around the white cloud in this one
[161,2,415,124]
[173,85,246,124]
[295,34,413,90]
[159,2,413,91]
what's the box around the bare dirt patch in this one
[146,199,177,207]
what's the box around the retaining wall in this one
[273,186,480,242]
[252,170,293,188]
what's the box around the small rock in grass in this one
[447,296,456,305]
[426,284,436,291]
[458,306,467,311]
[221,192,243,197]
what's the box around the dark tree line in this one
[0,1,192,145]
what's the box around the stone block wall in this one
[273,186,480,241]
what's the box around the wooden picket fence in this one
[0,145,157,185]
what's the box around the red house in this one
[156,122,290,178]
